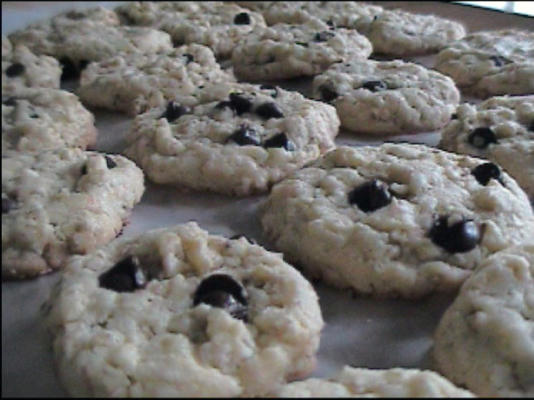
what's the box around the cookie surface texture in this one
[2,148,144,279]
[261,143,534,298]
[433,243,534,397]
[312,59,460,135]
[124,82,340,196]
[44,222,324,396]
[439,95,534,198]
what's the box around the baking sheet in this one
[2,2,532,397]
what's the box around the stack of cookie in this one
[3,1,533,398]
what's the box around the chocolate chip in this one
[471,162,502,186]
[66,10,85,20]
[326,20,334,27]
[228,125,261,146]
[59,57,79,80]
[229,93,253,115]
[529,121,534,131]
[79,59,89,70]
[2,97,17,106]
[263,132,295,151]
[230,234,257,244]
[183,53,194,64]
[234,12,251,24]
[30,113,39,119]
[451,113,458,120]
[429,216,480,253]
[105,156,117,169]
[361,80,388,92]
[489,55,512,67]
[348,179,392,212]
[260,84,278,98]
[295,41,309,47]
[319,85,338,102]
[2,197,14,214]
[467,127,498,149]
[314,31,335,42]
[255,102,284,119]
[5,63,25,77]
[161,101,190,122]
[193,274,248,320]
[99,255,147,292]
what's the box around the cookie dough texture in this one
[439,95,534,198]
[434,30,534,98]
[2,88,97,153]
[434,243,534,397]
[124,82,340,196]
[273,366,474,397]
[236,1,383,28]
[231,20,373,81]
[116,1,267,58]
[2,148,144,279]
[78,44,235,116]
[312,59,460,135]
[356,9,465,56]
[44,222,324,397]
[8,11,172,70]
[261,143,534,298]
[2,37,61,93]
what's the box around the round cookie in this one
[44,222,324,397]
[434,30,534,98]
[261,143,534,299]
[78,44,235,116]
[312,59,460,135]
[355,9,465,56]
[439,95,534,199]
[124,82,340,196]
[2,37,61,93]
[433,243,534,397]
[115,1,267,58]
[8,17,172,78]
[231,20,372,81]
[2,148,145,279]
[2,88,97,153]
[236,1,383,28]
[273,366,474,397]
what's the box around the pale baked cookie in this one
[439,96,534,199]
[44,222,324,396]
[261,143,534,299]
[2,39,61,93]
[434,30,534,98]
[231,20,372,81]
[312,59,460,135]
[355,9,465,56]
[78,44,235,116]
[116,1,266,58]
[2,148,144,279]
[124,82,339,196]
[236,1,383,28]
[433,243,534,397]
[8,17,172,79]
[273,366,474,397]
[2,88,97,153]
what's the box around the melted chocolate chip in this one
[2,197,14,214]
[467,127,498,149]
[234,12,251,24]
[5,63,25,78]
[59,57,79,80]
[161,101,190,122]
[3,97,17,106]
[361,80,388,92]
[255,102,284,119]
[429,216,480,253]
[260,84,278,98]
[183,53,194,64]
[228,125,261,146]
[105,156,117,169]
[348,179,392,212]
[80,163,87,175]
[489,55,512,67]
[79,59,89,70]
[229,93,253,115]
[193,274,248,320]
[99,256,147,292]
[263,132,295,150]
[319,85,338,102]
[471,162,502,186]
[314,31,335,42]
